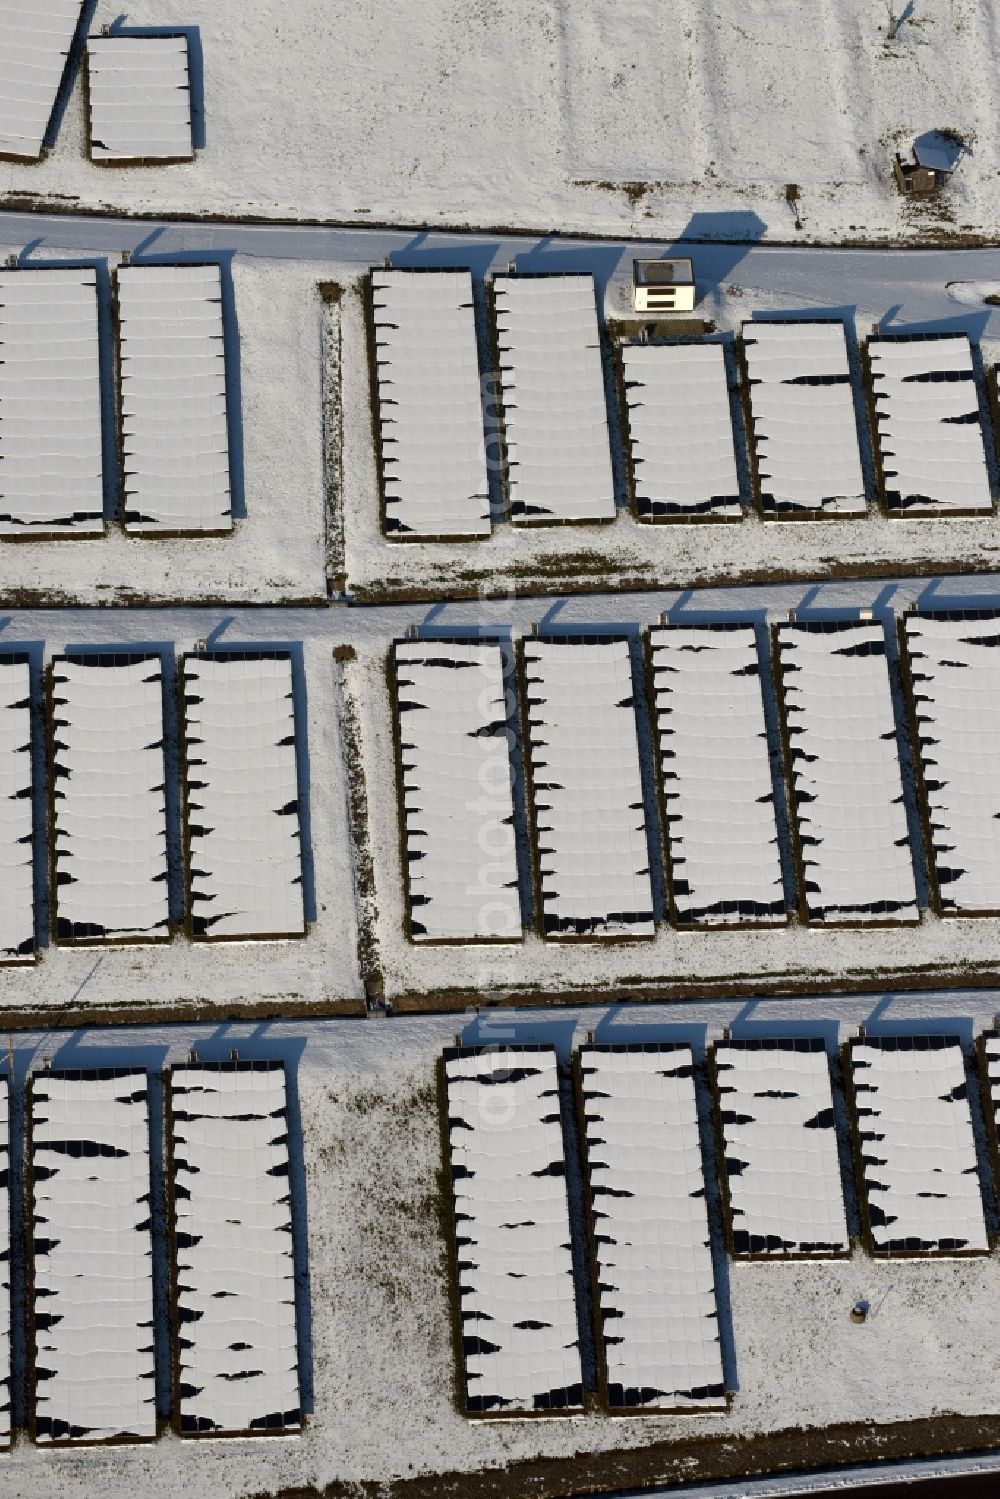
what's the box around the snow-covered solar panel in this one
[649,623,784,926]
[170,1062,301,1436]
[31,1069,156,1444]
[51,654,170,944]
[904,613,1000,914]
[869,335,991,514]
[0,0,83,161]
[742,320,866,516]
[850,1037,988,1255]
[117,263,233,535]
[371,270,490,539]
[983,1034,1000,1150]
[87,36,193,165]
[0,658,34,962]
[0,1077,9,1448]
[714,1039,848,1258]
[0,267,104,537]
[622,342,740,519]
[493,275,615,524]
[393,640,521,942]
[182,652,305,940]
[523,637,654,939]
[443,1046,582,1415]
[579,1045,726,1413]
[775,621,917,924]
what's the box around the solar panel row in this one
[367,273,997,535]
[87,36,194,166]
[0,649,305,959]
[444,1033,1000,1419]
[395,615,1000,942]
[0,1063,300,1448]
[0,263,233,538]
[21,1062,302,1445]
[0,0,84,162]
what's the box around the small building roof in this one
[633,257,694,287]
[913,130,963,174]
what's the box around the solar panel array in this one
[869,335,991,514]
[742,321,866,516]
[0,659,33,964]
[984,1034,1000,1152]
[776,621,917,924]
[31,1069,156,1444]
[621,342,740,520]
[904,612,1000,915]
[494,275,615,525]
[118,264,233,535]
[649,624,784,926]
[0,0,83,161]
[0,646,314,954]
[0,259,239,543]
[87,36,194,165]
[371,270,491,539]
[0,267,104,537]
[580,1045,726,1412]
[523,637,654,939]
[714,1039,848,1257]
[182,652,305,940]
[393,640,520,942]
[849,1037,988,1255]
[7,1061,304,1445]
[444,1047,583,1415]
[170,1063,301,1436]
[50,654,170,945]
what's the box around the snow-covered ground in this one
[1,991,1000,1495]
[7,574,1000,1019]
[1,0,999,247]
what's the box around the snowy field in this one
[6,574,1000,1021]
[1,0,1000,247]
[1,991,1000,1496]
[8,222,1000,605]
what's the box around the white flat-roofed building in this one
[182,652,305,940]
[493,274,615,524]
[0,1077,9,1448]
[742,320,866,516]
[869,335,991,514]
[0,0,83,161]
[849,1036,988,1256]
[0,658,34,962]
[622,342,740,520]
[648,623,784,925]
[87,36,194,165]
[714,1039,848,1258]
[443,1046,582,1416]
[393,639,521,942]
[631,258,696,315]
[0,266,104,537]
[523,637,654,939]
[775,621,917,924]
[579,1044,726,1413]
[170,1062,301,1436]
[117,263,233,535]
[904,612,1000,914]
[371,270,490,539]
[31,1068,156,1444]
[50,654,170,945]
